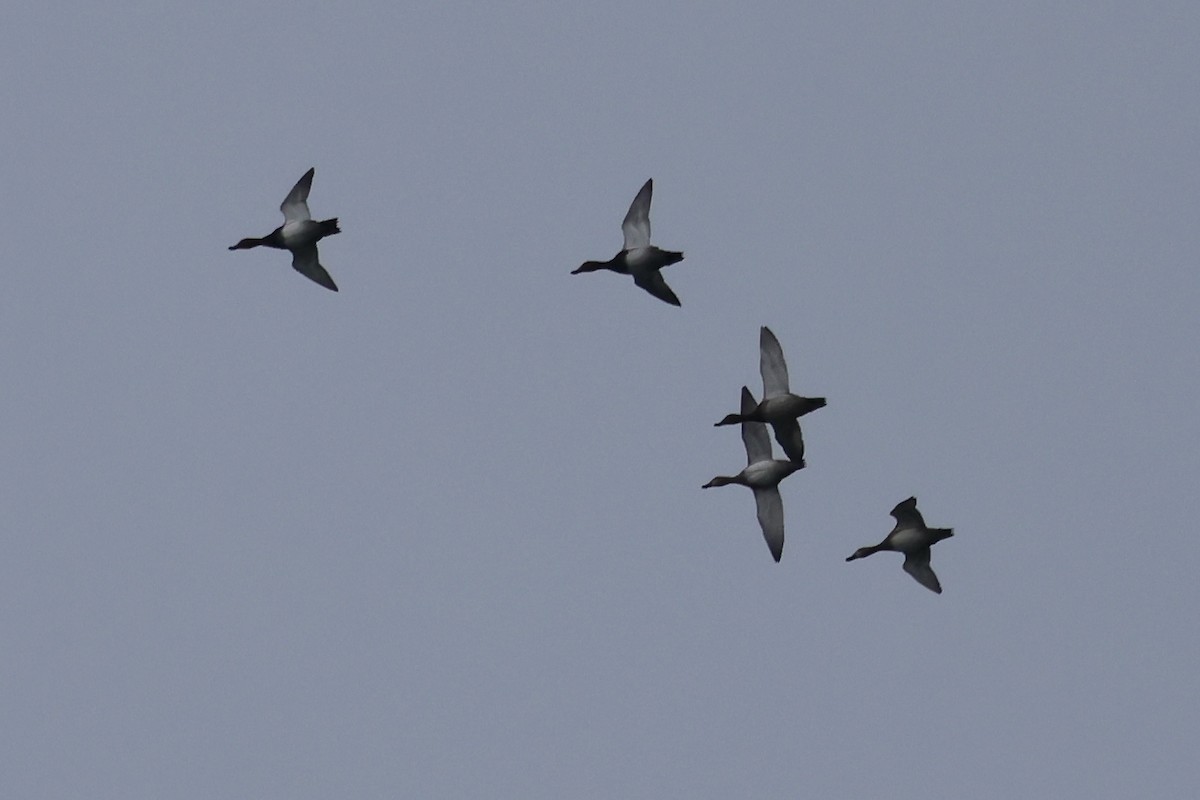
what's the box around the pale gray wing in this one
[903,548,942,593]
[771,418,805,463]
[632,270,680,306]
[753,486,785,562]
[621,178,653,250]
[291,245,338,291]
[890,496,926,528]
[280,168,315,223]
[759,326,791,398]
[739,386,773,465]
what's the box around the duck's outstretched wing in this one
[759,326,791,398]
[902,548,942,593]
[291,244,338,291]
[771,418,806,463]
[739,387,773,465]
[890,496,927,528]
[753,486,785,563]
[281,168,315,223]
[621,178,653,250]
[632,269,680,306]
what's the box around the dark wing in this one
[890,496,926,528]
[753,486,785,562]
[759,326,791,398]
[739,387,773,465]
[771,418,806,463]
[281,168,315,222]
[291,245,339,291]
[902,548,942,593]
[621,178,653,250]
[739,385,758,416]
[632,270,680,306]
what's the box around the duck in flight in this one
[715,327,826,464]
[572,178,685,306]
[846,496,955,593]
[229,167,341,291]
[702,386,805,562]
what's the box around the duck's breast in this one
[888,527,928,552]
[623,246,655,271]
[279,219,320,248]
[742,459,795,488]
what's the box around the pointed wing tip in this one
[739,386,757,414]
[633,273,680,306]
[291,246,338,291]
[293,168,316,189]
[919,574,944,594]
[308,276,339,292]
[903,550,942,593]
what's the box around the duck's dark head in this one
[714,413,745,427]
[230,228,286,250]
[845,545,879,562]
[701,475,737,489]
[228,236,264,250]
[572,260,607,274]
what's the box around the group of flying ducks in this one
[229,169,956,593]
[700,326,954,593]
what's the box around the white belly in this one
[742,459,795,488]
[280,219,318,247]
[624,246,653,270]
[887,527,925,552]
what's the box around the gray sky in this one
[3,2,1198,797]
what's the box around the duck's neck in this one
[702,475,741,489]
[573,258,617,274]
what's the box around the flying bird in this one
[715,326,825,463]
[702,386,805,562]
[845,496,955,593]
[572,178,685,306]
[229,167,341,291]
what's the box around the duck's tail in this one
[931,527,954,543]
[658,249,684,267]
[799,397,828,415]
[318,218,341,237]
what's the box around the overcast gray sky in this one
[3,2,1198,797]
